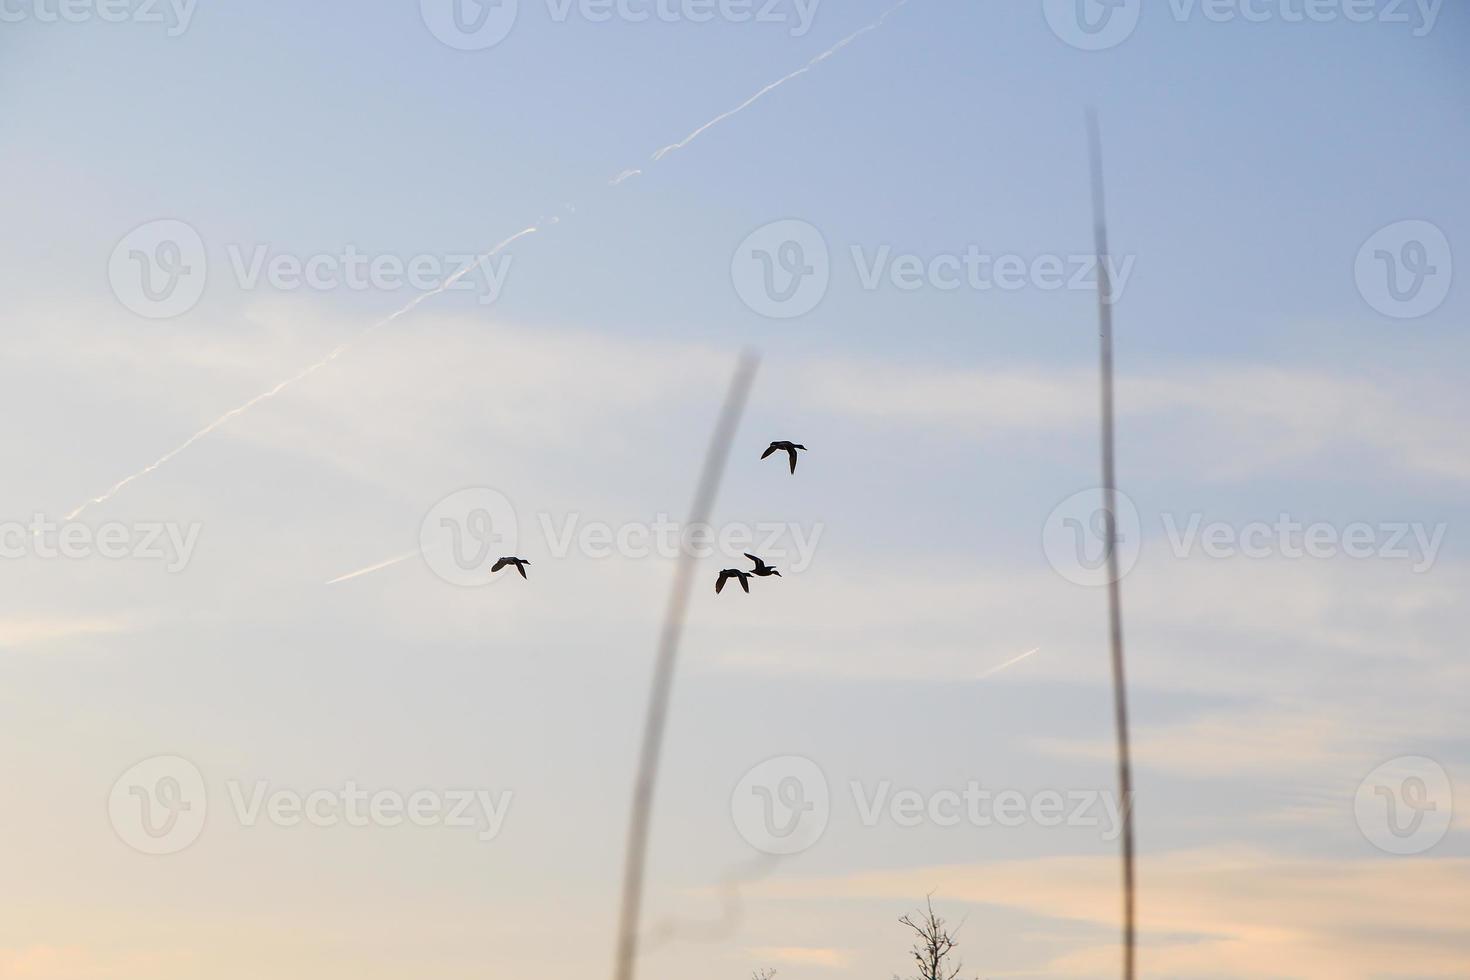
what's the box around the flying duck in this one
[490,557,531,579]
[745,553,781,577]
[761,441,807,474]
[715,568,753,594]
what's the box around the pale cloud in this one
[10,309,1465,775]
[803,360,1470,482]
[756,849,1470,978]
[11,301,729,525]
[1031,706,1361,777]
[698,554,1468,702]
[0,946,192,979]
[805,362,1094,433]
[0,616,137,649]
[24,304,1470,524]
[750,945,851,967]
[5,304,1466,980]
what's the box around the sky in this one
[1,1,1468,977]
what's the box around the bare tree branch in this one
[898,895,975,980]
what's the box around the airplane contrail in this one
[651,0,912,162]
[65,0,913,522]
[65,225,542,521]
[976,646,1041,680]
[324,550,417,585]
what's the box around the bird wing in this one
[491,557,509,572]
[739,574,750,593]
[744,553,763,569]
[760,444,778,459]
[716,570,729,594]
[516,561,527,579]
[787,448,798,473]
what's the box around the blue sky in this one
[1,1,1468,977]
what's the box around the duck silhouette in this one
[745,553,781,577]
[715,568,753,594]
[490,556,531,579]
[761,440,807,474]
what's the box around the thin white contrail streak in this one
[64,225,543,521]
[324,550,417,585]
[651,0,911,162]
[976,647,1041,680]
[318,6,915,589]
[66,0,912,522]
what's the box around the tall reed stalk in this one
[1088,109,1137,980]
[611,351,760,980]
